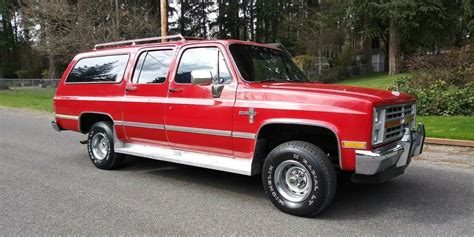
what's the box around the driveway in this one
[1,108,473,235]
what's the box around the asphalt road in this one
[1,108,473,236]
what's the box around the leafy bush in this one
[395,46,473,116]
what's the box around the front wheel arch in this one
[251,122,341,175]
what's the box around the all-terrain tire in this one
[262,141,337,217]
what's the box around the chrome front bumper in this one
[355,123,425,176]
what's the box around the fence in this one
[0,78,60,97]
[304,63,385,83]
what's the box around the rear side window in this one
[132,50,174,84]
[66,54,129,83]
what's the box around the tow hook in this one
[80,140,88,145]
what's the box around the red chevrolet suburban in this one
[52,34,425,217]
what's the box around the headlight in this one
[411,104,417,129]
[372,107,385,145]
[374,109,381,123]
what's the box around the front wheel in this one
[262,141,337,217]
[87,121,124,170]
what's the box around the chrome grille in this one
[383,103,416,141]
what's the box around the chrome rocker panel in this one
[354,123,425,177]
[114,143,253,176]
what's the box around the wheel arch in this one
[251,119,341,175]
[78,112,114,134]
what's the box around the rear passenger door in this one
[165,45,237,156]
[121,48,175,145]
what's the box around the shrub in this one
[395,46,473,116]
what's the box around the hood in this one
[257,82,415,106]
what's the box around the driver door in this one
[164,45,237,156]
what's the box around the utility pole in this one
[115,0,119,40]
[161,0,168,40]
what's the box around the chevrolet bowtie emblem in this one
[239,108,257,124]
[401,118,407,125]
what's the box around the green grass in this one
[0,88,54,112]
[417,116,474,141]
[335,72,409,90]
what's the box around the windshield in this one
[229,44,308,83]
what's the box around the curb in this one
[425,137,474,148]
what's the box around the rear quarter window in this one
[66,54,129,83]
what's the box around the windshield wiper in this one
[258,78,308,83]
[257,78,281,83]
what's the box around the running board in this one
[115,143,253,176]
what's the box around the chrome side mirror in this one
[191,70,212,86]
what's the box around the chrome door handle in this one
[168,87,183,93]
[126,85,138,91]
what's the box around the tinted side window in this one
[176,47,232,84]
[133,50,174,84]
[66,54,129,83]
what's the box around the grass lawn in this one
[335,72,409,90]
[0,88,54,112]
[416,116,474,141]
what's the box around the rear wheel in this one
[262,141,337,217]
[87,121,124,170]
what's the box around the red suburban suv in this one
[52,34,425,217]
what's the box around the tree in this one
[0,0,20,78]
[20,0,162,78]
[176,0,213,37]
[349,0,458,75]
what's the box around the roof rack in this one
[93,34,201,50]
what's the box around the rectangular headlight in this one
[372,107,385,145]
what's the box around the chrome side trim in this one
[115,120,165,130]
[115,143,252,175]
[232,132,256,139]
[166,125,232,137]
[55,114,79,120]
[113,120,256,139]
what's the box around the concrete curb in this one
[425,137,474,148]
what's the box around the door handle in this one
[126,85,138,92]
[168,87,183,93]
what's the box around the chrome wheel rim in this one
[274,160,312,202]
[91,132,109,160]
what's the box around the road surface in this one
[1,108,473,235]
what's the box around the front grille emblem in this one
[401,118,407,125]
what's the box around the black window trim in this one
[174,46,233,85]
[64,53,131,85]
[130,47,176,85]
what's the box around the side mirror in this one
[191,70,212,86]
